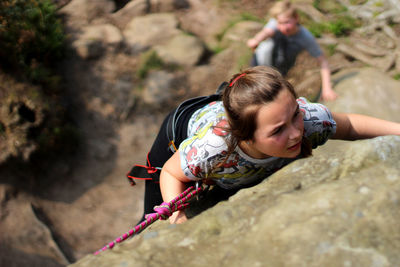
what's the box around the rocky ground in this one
[1,0,400,266]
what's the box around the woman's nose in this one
[289,123,302,139]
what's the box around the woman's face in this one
[276,13,299,36]
[249,89,304,159]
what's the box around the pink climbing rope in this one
[94,185,202,255]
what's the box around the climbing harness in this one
[94,185,202,255]
[126,152,162,186]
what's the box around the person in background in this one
[247,0,338,101]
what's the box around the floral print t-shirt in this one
[178,97,336,189]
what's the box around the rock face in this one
[70,67,400,266]
[3,1,400,266]
[72,134,400,267]
[327,68,400,121]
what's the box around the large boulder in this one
[70,68,400,266]
[123,13,181,54]
[0,184,69,266]
[326,68,400,121]
[154,34,205,67]
[72,24,124,59]
[142,70,177,106]
[59,0,115,28]
[71,134,400,267]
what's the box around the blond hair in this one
[269,0,298,19]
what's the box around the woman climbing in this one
[131,66,400,224]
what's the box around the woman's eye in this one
[272,127,282,135]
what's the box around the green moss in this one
[374,1,384,7]
[349,0,368,4]
[326,15,359,36]
[210,45,225,54]
[393,73,400,80]
[136,50,180,80]
[306,15,360,37]
[136,51,165,79]
[307,22,326,38]
[325,44,337,56]
[238,12,264,23]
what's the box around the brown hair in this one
[269,0,298,19]
[221,66,312,159]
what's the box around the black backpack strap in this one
[126,82,228,184]
[166,88,225,153]
[215,81,228,95]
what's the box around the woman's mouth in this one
[288,141,301,151]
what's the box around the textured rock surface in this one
[3,1,400,266]
[71,68,400,267]
[71,135,400,267]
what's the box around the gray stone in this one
[60,0,115,27]
[110,0,148,29]
[142,71,176,106]
[154,34,205,67]
[1,189,70,266]
[336,43,395,72]
[220,20,263,48]
[123,13,181,54]
[72,24,123,59]
[327,68,400,122]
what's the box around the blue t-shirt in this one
[255,19,322,75]
[178,98,336,189]
[265,18,322,59]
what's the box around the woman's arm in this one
[160,150,192,224]
[332,112,400,140]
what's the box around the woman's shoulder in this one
[297,97,337,147]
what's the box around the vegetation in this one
[0,0,65,86]
[136,50,180,79]
[305,0,361,37]
[304,14,360,38]
[0,0,80,165]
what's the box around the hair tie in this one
[229,73,246,87]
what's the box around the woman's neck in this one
[238,140,271,159]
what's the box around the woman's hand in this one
[169,210,187,224]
